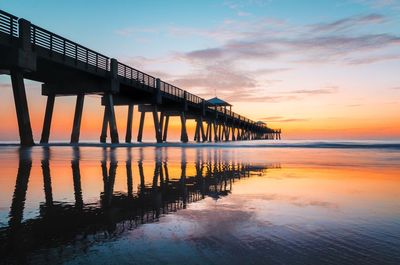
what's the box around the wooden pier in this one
[0,10,281,145]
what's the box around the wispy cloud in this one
[355,0,400,9]
[261,116,309,122]
[287,86,339,95]
[116,11,400,102]
[310,13,386,32]
[115,27,159,37]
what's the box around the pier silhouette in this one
[0,9,281,146]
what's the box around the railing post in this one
[49,34,53,57]
[85,49,88,68]
[183,91,188,111]
[15,19,36,71]
[32,26,36,50]
[18,19,31,51]
[109,58,119,93]
[9,16,14,42]
[62,39,66,61]
[155,78,162,104]
[75,44,78,65]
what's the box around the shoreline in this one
[0,140,399,150]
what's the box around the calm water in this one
[0,141,399,265]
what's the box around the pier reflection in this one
[0,147,279,261]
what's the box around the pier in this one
[0,10,281,146]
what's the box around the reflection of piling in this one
[41,147,53,207]
[180,148,188,207]
[126,148,133,198]
[71,147,83,208]
[138,148,145,194]
[9,148,32,228]
[101,147,117,208]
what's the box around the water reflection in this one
[0,147,279,262]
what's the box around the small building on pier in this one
[206,97,232,112]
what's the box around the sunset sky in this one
[0,0,399,141]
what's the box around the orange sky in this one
[0,80,399,141]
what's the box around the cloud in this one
[117,12,400,102]
[287,86,339,95]
[237,11,251,17]
[344,53,400,64]
[355,0,400,9]
[261,116,309,122]
[391,86,400,90]
[115,27,159,37]
[310,13,386,32]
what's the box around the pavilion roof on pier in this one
[206,97,232,107]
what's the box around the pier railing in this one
[0,10,18,39]
[30,24,110,71]
[117,62,156,87]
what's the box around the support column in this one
[180,112,188,143]
[213,122,218,141]
[194,118,201,142]
[11,71,34,146]
[104,94,119,144]
[160,112,165,136]
[70,94,85,144]
[40,94,55,144]
[153,110,162,143]
[125,104,134,143]
[224,124,230,141]
[100,107,109,143]
[137,111,145,142]
[200,118,206,142]
[221,123,226,141]
[162,115,169,142]
[205,122,210,141]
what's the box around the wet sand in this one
[0,143,399,264]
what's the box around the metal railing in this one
[0,9,271,131]
[117,62,156,87]
[0,10,18,38]
[160,81,184,99]
[31,24,110,71]
[159,81,202,104]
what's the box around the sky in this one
[0,0,399,141]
